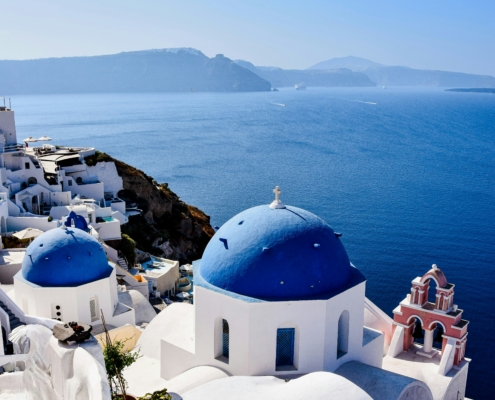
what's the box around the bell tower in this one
[388,264,469,376]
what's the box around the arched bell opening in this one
[429,321,447,352]
[426,278,438,304]
[411,317,425,346]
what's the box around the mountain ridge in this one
[233,59,374,88]
[307,56,495,87]
[308,56,383,71]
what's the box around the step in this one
[10,317,20,326]
[0,305,14,315]
[11,321,25,331]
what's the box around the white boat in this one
[295,84,307,90]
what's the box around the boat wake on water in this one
[352,100,377,105]
[272,103,286,107]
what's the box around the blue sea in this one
[11,88,495,399]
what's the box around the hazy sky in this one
[1,0,494,75]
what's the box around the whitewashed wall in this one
[161,281,383,380]
[87,162,123,197]
[13,268,134,328]
[0,110,18,144]
[7,216,59,232]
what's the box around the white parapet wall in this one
[7,216,59,232]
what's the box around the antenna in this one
[9,98,11,110]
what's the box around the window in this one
[25,162,30,169]
[90,297,99,322]
[68,180,72,186]
[222,319,229,358]
[337,310,350,358]
[276,328,295,369]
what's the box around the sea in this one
[11,87,495,399]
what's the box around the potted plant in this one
[138,389,173,400]
[101,312,141,400]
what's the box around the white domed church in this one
[13,226,135,327]
[162,190,383,379]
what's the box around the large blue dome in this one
[21,227,113,287]
[199,204,352,300]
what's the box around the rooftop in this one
[382,344,470,400]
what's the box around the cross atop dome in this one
[270,185,286,209]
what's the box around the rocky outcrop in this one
[85,151,214,264]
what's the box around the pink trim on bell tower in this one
[391,264,469,369]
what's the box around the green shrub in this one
[84,150,113,166]
[120,234,136,267]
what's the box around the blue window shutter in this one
[276,328,295,366]
[222,319,229,358]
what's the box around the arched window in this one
[27,177,37,185]
[337,310,350,358]
[222,319,229,358]
[276,328,295,370]
[214,317,229,363]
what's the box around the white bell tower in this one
[0,97,18,146]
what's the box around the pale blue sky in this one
[1,0,494,75]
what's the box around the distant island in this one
[307,56,495,88]
[0,49,272,94]
[446,88,495,93]
[2,50,494,94]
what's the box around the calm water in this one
[12,88,495,398]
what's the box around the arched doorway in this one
[32,196,39,215]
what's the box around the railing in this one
[0,144,25,153]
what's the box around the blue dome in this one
[200,205,352,300]
[22,228,113,287]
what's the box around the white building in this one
[0,104,128,243]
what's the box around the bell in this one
[434,327,444,343]
[412,321,424,339]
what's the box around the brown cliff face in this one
[85,151,214,264]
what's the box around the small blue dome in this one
[200,205,352,300]
[22,228,113,287]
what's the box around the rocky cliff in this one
[85,151,214,264]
